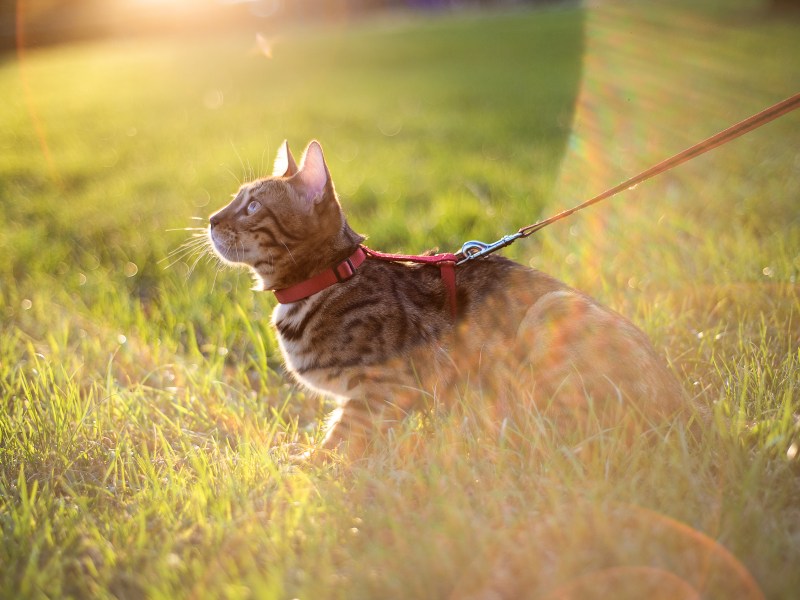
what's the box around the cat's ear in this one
[272,140,298,177]
[293,140,330,205]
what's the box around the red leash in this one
[515,92,800,239]
[457,92,800,263]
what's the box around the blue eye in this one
[246,200,261,215]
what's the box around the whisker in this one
[164,246,208,271]
[187,248,209,277]
[160,234,212,269]
[162,237,209,260]
[281,242,297,266]
[161,244,202,265]
[176,234,209,244]
[211,263,221,293]
[166,232,208,244]
[163,238,208,253]
[260,144,269,178]
[162,253,195,271]
[223,164,241,186]
[229,140,249,184]
[187,238,214,275]
[235,240,244,292]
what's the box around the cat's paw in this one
[288,446,337,466]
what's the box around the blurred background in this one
[2,0,569,49]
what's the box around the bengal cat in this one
[209,140,688,459]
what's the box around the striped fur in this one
[209,141,688,458]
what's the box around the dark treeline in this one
[2,0,562,51]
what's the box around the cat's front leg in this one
[318,399,375,459]
[318,388,420,460]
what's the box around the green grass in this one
[2,1,800,598]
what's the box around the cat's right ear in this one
[292,140,330,207]
[272,140,298,177]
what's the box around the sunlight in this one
[551,1,795,292]
[109,0,270,36]
[15,0,62,188]
[118,0,218,17]
[125,0,206,6]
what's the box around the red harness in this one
[273,245,458,317]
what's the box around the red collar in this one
[273,246,367,304]
[272,245,458,318]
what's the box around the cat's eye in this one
[246,200,261,216]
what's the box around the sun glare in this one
[129,0,194,5]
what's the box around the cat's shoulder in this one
[458,254,567,294]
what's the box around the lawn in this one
[1,0,799,598]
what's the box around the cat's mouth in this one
[209,226,276,290]
[209,227,246,266]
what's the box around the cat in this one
[209,140,688,459]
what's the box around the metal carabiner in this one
[456,233,524,265]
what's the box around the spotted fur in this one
[209,140,687,458]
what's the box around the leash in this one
[456,92,800,265]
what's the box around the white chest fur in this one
[272,300,347,398]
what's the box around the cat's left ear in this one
[293,140,330,205]
[272,140,298,177]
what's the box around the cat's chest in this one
[272,301,315,366]
[272,300,344,394]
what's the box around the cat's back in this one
[454,256,687,420]
[454,254,567,326]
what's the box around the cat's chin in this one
[212,252,243,267]
[251,270,275,292]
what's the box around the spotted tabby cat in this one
[209,140,687,458]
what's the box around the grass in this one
[1,0,800,598]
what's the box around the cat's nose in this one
[209,213,221,228]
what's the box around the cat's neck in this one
[256,221,365,291]
[321,221,366,269]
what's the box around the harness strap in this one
[361,246,458,318]
[439,260,457,318]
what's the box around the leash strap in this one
[517,92,800,239]
[456,92,800,264]
[439,261,457,318]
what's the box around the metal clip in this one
[456,233,523,265]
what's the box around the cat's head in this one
[209,140,364,290]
